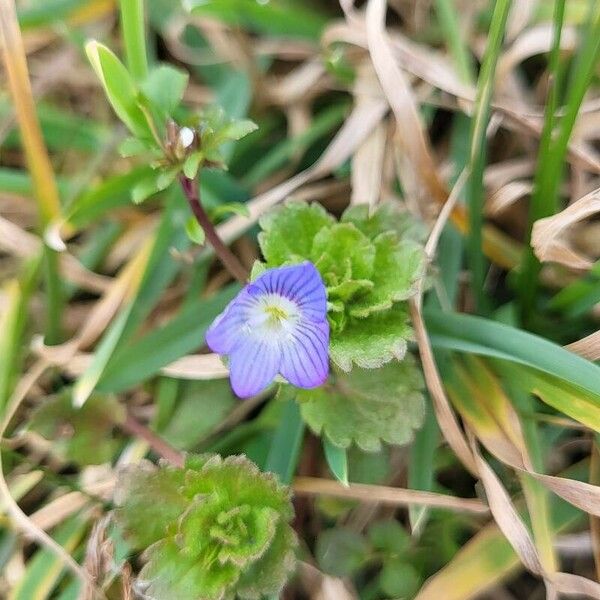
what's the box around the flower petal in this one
[253,262,327,322]
[229,338,280,398]
[280,319,329,388]
[205,289,256,354]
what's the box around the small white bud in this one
[178,127,195,149]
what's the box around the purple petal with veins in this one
[205,262,330,398]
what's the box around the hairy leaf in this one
[115,454,297,600]
[311,222,375,283]
[258,202,334,266]
[298,355,425,451]
[330,305,413,371]
[256,202,425,372]
[342,203,426,243]
[348,234,425,318]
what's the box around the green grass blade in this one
[424,308,600,402]
[434,0,474,83]
[519,3,600,322]
[97,284,238,392]
[119,0,149,81]
[265,397,305,484]
[0,258,40,409]
[466,0,511,313]
[9,516,87,600]
[518,0,567,320]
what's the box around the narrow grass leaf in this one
[425,308,600,403]
[265,397,305,485]
[9,517,87,600]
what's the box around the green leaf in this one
[186,0,327,40]
[424,308,600,404]
[140,64,189,117]
[85,41,151,139]
[342,203,426,243]
[348,234,425,318]
[265,395,305,484]
[66,165,155,227]
[160,380,236,449]
[115,454,297,600]
[131,173,162,204]
[323,438,349,486]
[210,202,250,220]
[185,216,205,245]
[118,136,153,158]
[315,528,370,577]
[348,446,390,485]
[379,559,422,598]
[183,151,204,179]
[298,355,425,452]
[311,222,376,284]
[329,305,412,371]
[29,392,124,465]
[220,118,258,140]
[368,520,410,555]
[258,202,334,266]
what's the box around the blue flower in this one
[206,262,330,398]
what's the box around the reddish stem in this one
[120,412,184,468]
[179,176,248,283]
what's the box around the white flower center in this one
[244,294,300,343]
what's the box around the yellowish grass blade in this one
[0,0,61,225]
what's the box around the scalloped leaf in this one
[311,222,375,283]
[347,234,425,318]
[298,355,425,452]
[258,202,334,266]
[342,203,426,243]
[115,454,297,600]
[329,305,412,371]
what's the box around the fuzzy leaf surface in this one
[115,454,297,600]
[329,305,413,371]
[258,202,334,266]
[298,355,425,451]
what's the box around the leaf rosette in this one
[256,202,426,371]
[115,454,297,600]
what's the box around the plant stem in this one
[119,0,148,82]
[179,176,248,283]
[120,412,184,468]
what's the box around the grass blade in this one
[0,0,64,342]
[425,308,600,402]
[119,0,149,82]
[466,0,511,313]
[265,398,305,485]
